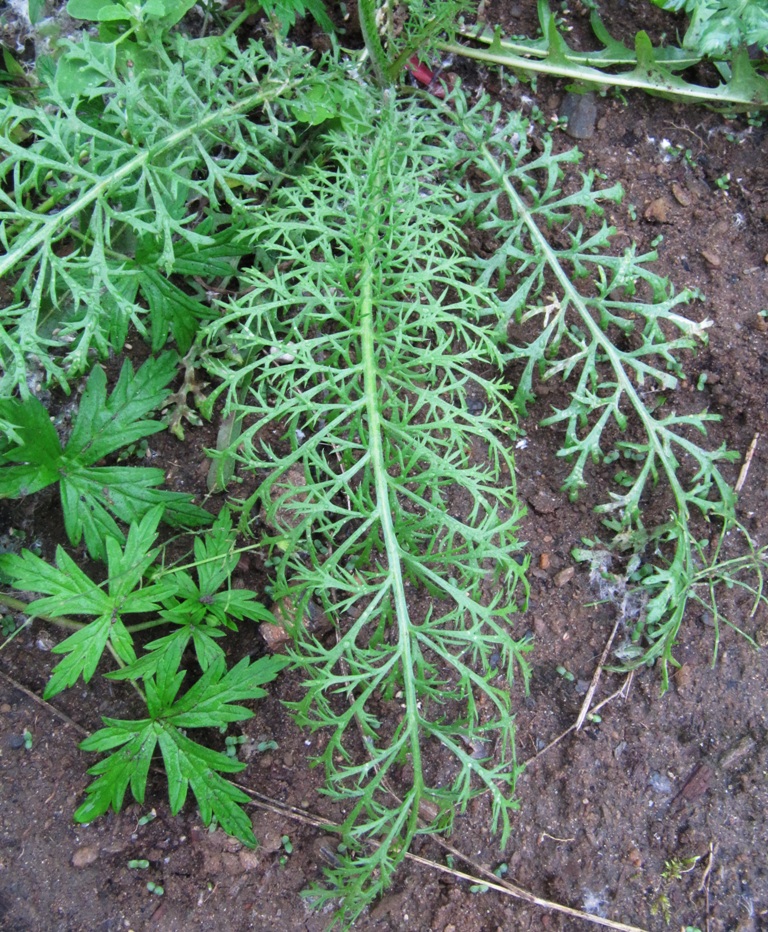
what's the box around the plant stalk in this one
[0,592,84,631]
[358,0,394,86]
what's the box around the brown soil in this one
[1,2,767,931]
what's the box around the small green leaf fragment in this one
[66,0,112,19]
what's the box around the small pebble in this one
[648,771,673,795]
[701,248,721,268]
[530,490,559,515]
[8,734,25,749]
[0,703,11,714]
[671,181,691,207]
[627,846,643,868]
[559,91,598,139]
[644,197,672,223]
[259,621,291,652]
[674,663,693,690]
[71,845,100,868]
[238,849,262,872]
[466,396,484,415]
[554,567,575,587]
[539,552,551,570]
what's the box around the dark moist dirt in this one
[1,2,768,930]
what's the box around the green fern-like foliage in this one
[0,36,312,395]
[444,93,739,685]
[198,87,530,924]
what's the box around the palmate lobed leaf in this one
[75,726,158,819]
[0,507,172,697]
[0,354,211,559]
[107,624,226,680]
[159,584,272,629]
[64,354,176,460]
[59,464,211,559]
[152,507,272,627]
[76,653,289,844]
[132,224,252,352]
[104,505,276,680]
[160,655,289,728]
[44,613,136,699]
[0,395,62,475]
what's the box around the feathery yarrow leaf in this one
[0,36,316,393]
[197,86,530,923]
[444,92,739,685]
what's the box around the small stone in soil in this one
[530,489,559,514]
[8,734,25,749]
[466,396,484,415]
[671,181,692,207]
[559,91,598,139]
[644,197,673,223]
[554,566,575,587]
[238,849,261,872]
[648,771,673,795]
[71,845,100,868]
[674,663,693,690]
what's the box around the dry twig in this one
[524,673,634,765]
[735,432,759,493]
[575,615,622,731]
[0,667,87,735]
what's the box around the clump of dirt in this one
[1,2,767,930]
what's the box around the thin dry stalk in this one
[0,667,87,734]
[575,614,622,731]
[735,432,759,493]
[525,673,634,765]
[237,787,649,931]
